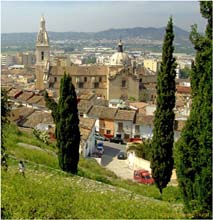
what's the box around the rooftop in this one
[16,91,34,101]
[21,111,54,128]
[115,110,136,121]
[135,114,154,125]
[87,105,117,120]
[176,86,191,94]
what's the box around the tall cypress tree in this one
[45,73,80,174]
[150,17,176,194]
[175,2,212,218]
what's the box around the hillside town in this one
[2,0,212,218]
[1,16,192,161]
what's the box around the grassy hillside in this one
[2,124,187,219]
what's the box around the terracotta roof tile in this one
[21,111,54,128]
[135,114,154,125]
[27,95,43,104]
[176,86,191,94]
[115,110,136,121]
[7,88,23,98]
[79,117,96,130]
[87,106,117,120]
[129,102,149,109]
[16,91,34,101]
[50,65,108,76]
[87,105,106,118]
[9,107,34,122]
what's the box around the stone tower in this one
[35,16,50,90]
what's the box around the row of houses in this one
[86,105,183,142]
[6,87,186,157]
[9,105,97,158]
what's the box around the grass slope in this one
[2,124,186,219]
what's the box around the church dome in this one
[109,40,131,66]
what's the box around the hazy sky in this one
[1,1,207,33]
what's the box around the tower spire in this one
[36,15,49,46]
[118,40,123,52]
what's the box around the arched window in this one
[41,51,44,61]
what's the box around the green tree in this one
[150,17,176,194]
[1,89,10,165]
[127,139,152,161]
[175,2,212,218]
[45,73,80,174]
[179,67,191,79]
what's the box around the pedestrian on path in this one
[18,160,25,177]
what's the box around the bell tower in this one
[35,16,50,90]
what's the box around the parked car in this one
[117,151,127,160]
[95,133,108,141]
[109,136,124,144]
[97,142,104,154]
[133,169,154,185]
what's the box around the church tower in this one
[35,16,50,90]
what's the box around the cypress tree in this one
[175,2,212,218]
[150,17,176,194]
[45,73,80,174]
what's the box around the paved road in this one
[99,141,178,185]
[99,141,134,180]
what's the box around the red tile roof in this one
[176,86,191,94]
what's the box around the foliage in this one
[1,124,186,219]
[150,17,176,194]
[84,56,96,64]
[1,89,11,166]
[175,1,212,218]
[2,160,186,219]
[44,91,58,123]
[45,73,80,174]
[4,123,183,205]
[179,67,191,79]
[127,139,152,161]
[139,90,149,102]
[33,128,49,144]
[128,96,136,101]
[4,124,56,151]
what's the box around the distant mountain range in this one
[2,26,190,42]
[1,26,193,51]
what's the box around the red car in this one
[133,169,155,185]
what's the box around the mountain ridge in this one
[1,25,190,42]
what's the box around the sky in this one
[1,0,207,33]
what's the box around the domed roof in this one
[109,40,131,66]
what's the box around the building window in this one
[122,80,126,88]
[94,82,99,88]
[54,77,57,82]
[99,77,102,82]
[106,130,111,134]
[84,77,87,82]
[78,82,84,88]
[118,122,123,132]
[41,51,44,61]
